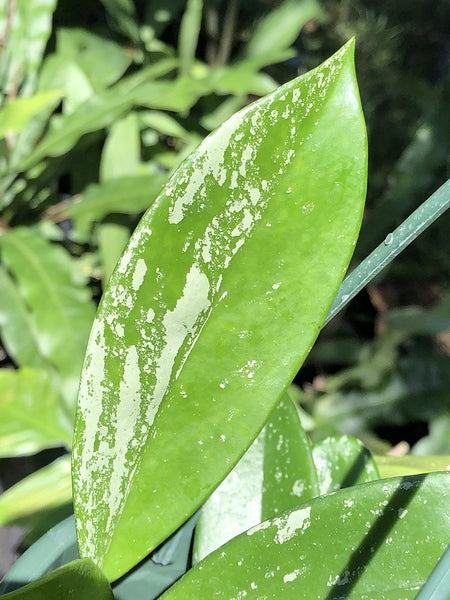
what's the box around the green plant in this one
[0,0,325,540]
[1,37,450,599]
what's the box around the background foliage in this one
[0,0,449,576]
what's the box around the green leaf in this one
[99,0,140,43]
[243,0,324,68]
[0,0,57,95]
[178,0,203,77]
[312,434,380,495]
[0,266,47,368]
[193,394,319,563]
[0,455,71,529]
[0,228,96,409]
[66,174,168,229]
[0,559,113,600]
[161,473,450,600]
[138,110,189,140]
[100,112,141,182]
[0,368,71,457]
[73,40,367,580]
[56,28,133,91]
[39,55,94,114]
[415,546,450,600]
[0,92,62,138]
[97,222,131,288]
[375,454,450,479]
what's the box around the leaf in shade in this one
[73,40,367,580]
[161,473,450,600]
[312,434,379,495]
[0,455,72,534]
[0,368,72,457]
[193,394,319,563]
[0,559,113,600]
[0,228,96,409]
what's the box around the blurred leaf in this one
[97,222,131,288]
[73,40,367,580]
[138,110,188,140]
[386,297,450,337]
[100,0,140,43]
[0,92,61,138]
[200,95,246,131]
[56,28,133,90]
[0,368,71,457]
[161,473,450,600]
[100,112,141,182]
[0,559,113,600]
[412,413,450,455]
[66,173,168,229]
[312,434,379,494]
[0,228,96,409]
[39,56,94,114]
[19,76,209,170]
[0,455,72,530]
[178,0,203,77]
[209,64,278,96]
[0,266,47,368]
[243,0,323,67]
[193,395,319,563]
[375,454,450,479]
[0,0,57,95]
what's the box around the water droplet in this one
[384,233,394,246]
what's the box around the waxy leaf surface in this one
[162,473,450,600]
[193,394,319,563]
[73,40,367,580]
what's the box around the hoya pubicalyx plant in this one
[72,39,367,580]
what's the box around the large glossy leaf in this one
[0,456,71,534]
[0,559,113,600]
[312,434,379,494]
[161,473,450,600]
[0,229,96,409]
[0,368,71,456]
[73,40,367,580]
[193,394,319,563]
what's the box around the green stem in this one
[326,178,450,325]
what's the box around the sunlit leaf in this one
[0,92,61,138]
[161,473,450,600]
[0,228,96,409]
[73,40,367,580]
[0,368,71,456]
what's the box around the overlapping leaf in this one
[73,40,367,580]
[161,473,450,600]
[193,395,318,563]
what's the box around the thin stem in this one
[325,178,450,326]
[216,0,240,66]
